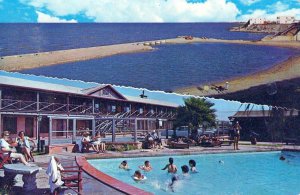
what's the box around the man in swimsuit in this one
[162,157,177,173]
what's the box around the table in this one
[4,163,42,191]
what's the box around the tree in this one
[174,97,216,135]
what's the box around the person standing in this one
[233,121,241,150]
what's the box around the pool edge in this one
[76,156,153,195]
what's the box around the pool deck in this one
[1,142,299,195]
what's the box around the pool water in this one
[88,151,300,195]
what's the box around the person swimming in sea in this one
[189,159,198,173]
[132,170,146,181]
[139,160,152,172]
[119,160,130,170]
[162,157,177,173]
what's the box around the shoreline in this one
[175,54,300,96]
[0,42,154,71]
[1,36,300,97]
[1,37,300,72]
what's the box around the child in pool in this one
[168,165,189,192]
[132,170,146,181]
[189,159,198,173]
[139,160,152,172]
[119,160,130,170]
[162,157,177,173]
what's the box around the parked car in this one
[161,126,190,138]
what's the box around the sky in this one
[0,0,299,23]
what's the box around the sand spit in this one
[1,37,300,72]
[0,42,153,71]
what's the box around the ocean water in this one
[0,23,266,56]
[88,151,300,195]
[21,43,300,91]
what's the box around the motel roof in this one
[229,110,298,119]
[0,75,179,108]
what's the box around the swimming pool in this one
[88,151,300,195]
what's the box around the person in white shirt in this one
[0,131,29,165]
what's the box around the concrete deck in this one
[1,141,299,195]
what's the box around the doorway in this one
[25,117,34,137]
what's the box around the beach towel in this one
[46,156,64,193]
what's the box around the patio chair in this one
[0,151,12,168]
[61,164,83,195]
[48,156,83,195]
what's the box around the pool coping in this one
[77,148,299,194]
[76,156,153,195]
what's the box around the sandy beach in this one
[175,54,300,96]
[0,42,153,71]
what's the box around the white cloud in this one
[36,11,77,23]
[267,1,289,12]
[240,0,261,6]
[22,0,240,22]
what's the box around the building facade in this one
[249,18,267,25]
[0,75,178,145]
[276,16,295,24]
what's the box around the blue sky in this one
[0,0,299,23]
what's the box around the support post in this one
[92,99,95,114]
[72,119,76,143]
[0,89,1,135]
[37,116,41,152]
[66,118,69,138]
[49,118,52,146]
[112,118,115,142]
[0,114,2,136]
[92,119,96,137]
[134,118,137,142]
[36,92,40,111]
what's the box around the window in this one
[139,108,143,114]
[112,105,116,113]
[3,116,17,134]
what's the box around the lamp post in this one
[37,115,42,152]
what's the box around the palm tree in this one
[174,97,216,137]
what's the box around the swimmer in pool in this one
[132,170,145,181]
[168,165,189,192]
[119,160,130,170]
[219,160,224,164]
[162,157,177,173]
[279,156,286,161]
[189,159,198,173]
[139,160,152,172]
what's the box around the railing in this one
[0,99,177,119]
[1,99,37,111]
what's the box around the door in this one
[25,117,34,137]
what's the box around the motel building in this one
[0,74,178,152]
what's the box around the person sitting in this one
[81,131,99,153]
[0,131,30,166]
[132,170,145,181]
[119,160,129,170]
[90,131,106,153]
[189,159,198,173]
[162,157,177,173]
[16,131,36,162]
[139,160,152,172]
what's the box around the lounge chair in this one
[169,141,189,149]
[0,151,12,168]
